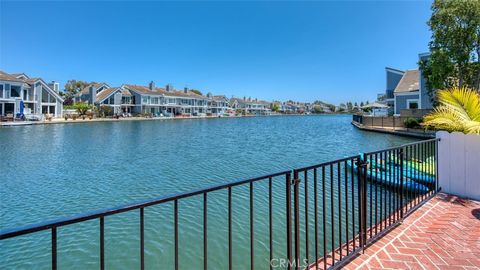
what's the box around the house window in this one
[11,85,21,97]
[407,100,419,109]
[0,84,3,98]
[41,88,57,103]
[122,96,131,104]
[5,103,14,114]
[41,105,56,115]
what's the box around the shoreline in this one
[0,113,348,127]
[351,120,435,139]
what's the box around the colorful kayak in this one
[387,154,436,177]
[402,167,436,185]
[346,160,429,193]
[362,157,435,185]
[406,159,435,175]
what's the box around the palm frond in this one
[465,121,480,134]
[423,86,480,134]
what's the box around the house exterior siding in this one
[386,69,404,99]
[388,53,434,116]
[394,94,419,115]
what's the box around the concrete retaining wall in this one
[437,131,480,201]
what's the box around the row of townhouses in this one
[74,81,273,117]
[1,70,325,119]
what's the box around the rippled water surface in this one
[0,115,415,269]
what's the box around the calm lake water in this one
[0,115,415,269]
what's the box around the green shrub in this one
[404,117,422,128]
[73,102,93,115]
[98,105,113,118]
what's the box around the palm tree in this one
[423,87,480,134]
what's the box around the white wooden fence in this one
[437,131,480,201]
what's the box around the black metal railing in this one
[0,139,440,270]
[292,156,363,269]
[360,139,439,248]
[288,138,440,269]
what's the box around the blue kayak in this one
[346,160,429,193]
[370,155,436,185]
[402,167,436,185]
[387,154,436,176]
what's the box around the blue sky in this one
[0,1,432,104]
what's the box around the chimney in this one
[207,92,212,98]
[89,85,95,104]
[149,81,155,91]
[48,81,59,93]
[184,87,188,94]
[166,84,172,92]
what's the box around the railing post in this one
[286,172,292,270]
[399,148,404,219]
[293,170,301,269]
[356,156,368,252]
[363,159,368,249]
[52,226,57,270]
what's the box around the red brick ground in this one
[342,193,480,270]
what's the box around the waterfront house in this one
[384,67,404,113]
[393,69,421,115]
[75,83,110,104]
[229,97,271,115]
[385,53,433,116]
[283,103,296,114]
[122,83,166,115]
[283,101,308,114]
[96,87,135,114]
[73,83,134,115]
[0,71,64,118]
[123,83,214,116]
[207,93,229,116]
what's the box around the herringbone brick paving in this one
[342,193,480,270]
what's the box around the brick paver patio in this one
[342,193,480,270]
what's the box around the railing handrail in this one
[1,138,440,240]
[363,138,440,155]
[1,138,441,270]
[0,170,291,240]
[293,155,360,173]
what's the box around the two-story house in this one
[0,71,64,118]
[385,53,433,116]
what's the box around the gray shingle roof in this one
[394,70,420,93]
